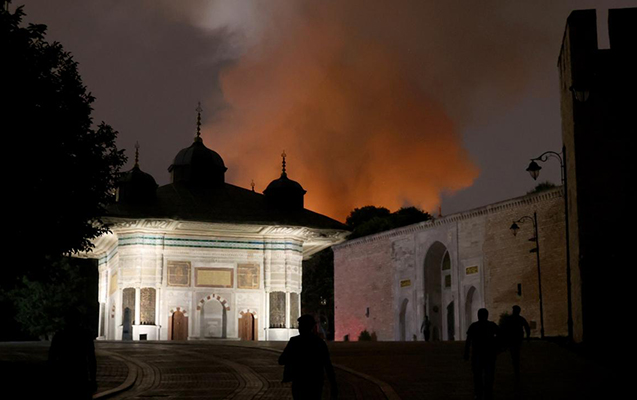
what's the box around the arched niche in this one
[423,241,448,341]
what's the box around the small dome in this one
[169,137,227,186]
[264,172,306,193]
[264,152,306,211]
[117,164,158,204]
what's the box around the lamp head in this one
[526,160,541,180]
[510,222,520,237]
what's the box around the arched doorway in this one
[399,299,409,341]
[447,301,455,341]
[238,311,258,341]
[465,286,478,329]
[198,294,229,339]
[122,307,133,341]
[424,241,446,341]
[169,309,188,340]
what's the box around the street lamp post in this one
[526,146,573,342]
[510,211,545,339]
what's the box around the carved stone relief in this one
[167,261,191,287]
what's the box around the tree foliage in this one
[527,181,557,194]
[1,1,125,338]
[302,247,335,340]
[7,257,97,339]
[346,206,432,239]
[1,1,125,272]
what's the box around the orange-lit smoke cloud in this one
[198,1,493,221]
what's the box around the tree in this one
[302,247,335,340]
[1,1,126,337]
[1,1,125,268]
[8,257,98,340]
[346,205,391,230]
[527,181,557,194]
[346,205,432,239]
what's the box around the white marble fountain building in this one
[86,130,347,342]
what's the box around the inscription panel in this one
[466,266,479,275]
[195,268,234,288]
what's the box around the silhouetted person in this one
[501,305,530,379]
[48,310,97,400]
[279,314,337,399]
[420,315,431,341]
[464,308,498,400]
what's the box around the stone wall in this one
[483,191,567,337]
[334,234,394,341]
[334,188,569,341]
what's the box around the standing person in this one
[279,314,338,400]
[48,309,97,400]
[502,305,531,379]
[464,308,499,400]
[420,315,431,341]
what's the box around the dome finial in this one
[195,102,203,142]
[251,179,255,192]
[281,150,287,176]
[134,141,140,167]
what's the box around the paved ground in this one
[0,340,622,399]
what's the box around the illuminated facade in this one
[86,119,347,341]
[334,188,569,341]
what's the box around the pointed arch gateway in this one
[423,241,447,341]
[465,286,478,327]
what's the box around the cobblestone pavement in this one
[99,341,385,400]
[0,340,622,399]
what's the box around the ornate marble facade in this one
[91,220,342,341]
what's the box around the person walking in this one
[464,308,499,400]
[279,314,338,399]
[48,309,97,400]
[502,305,531,379]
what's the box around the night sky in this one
[18,0,634,221]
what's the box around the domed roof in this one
[120,164,158,187]
[264,152,306,211]
[117,145,158,204]
[170,136,227,171]
[264,172,306,194]
[168,104,227,186]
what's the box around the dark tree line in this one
[1,1,125,339]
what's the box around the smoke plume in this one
[172,1,552,220]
